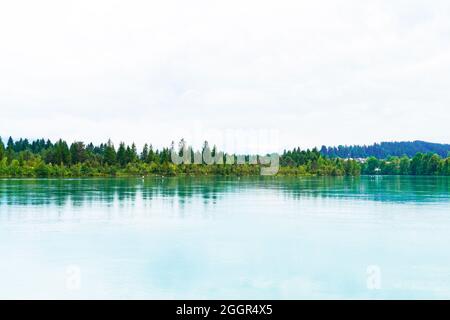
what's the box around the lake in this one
[0,176,449,299]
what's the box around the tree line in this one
[0,137,448,177]
[320,140,450,159]
[362,154,450,176]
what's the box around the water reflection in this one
[0,176,449,299]
[0,176,448,209]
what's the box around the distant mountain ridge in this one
[320,141,450,159]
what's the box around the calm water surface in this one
[0,176,449,299]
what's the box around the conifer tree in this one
[103,140,117,165]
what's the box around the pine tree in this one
[0,137,5,161]
[70,142,87,164]
[117,142,126,166]
[141,144,149,161]
[131,143,138,162]
[103,140,117,165]
[147,144,155,163]
[53,139,71,165]
[6,137,15,163]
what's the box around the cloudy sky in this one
[0,0,449,153]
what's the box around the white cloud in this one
[0,0,449,151]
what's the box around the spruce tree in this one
[0,137,5,161]
[141,144,149,161]
[103,140,117,165]
[117,142,126,166]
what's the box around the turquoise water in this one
[0,176,449,299]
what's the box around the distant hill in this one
[320,141,450,159]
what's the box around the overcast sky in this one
[0,0,449,153]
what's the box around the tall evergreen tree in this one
[147,144,155,163]
[116,142,127,166]
[103,140,117,165]
[0,137,5,161]
[52,139,71,165]
[6,137,15,163]
[125,143,138,164]
[70,142,87,164]
[141,144,149,161]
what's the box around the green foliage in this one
[399,156,410,175]
[45,139,71,165]
[70,142,87,164]
[362,152,448,176]
[321,141,450,158]
[0,138,5,161]
[364,157,380,175]
[0,136,448,177]
[103,139,116,165]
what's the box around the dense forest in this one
[320,140,450,159]
[0,137,449,177]
[282,148,450,176]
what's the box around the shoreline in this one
[0,174,449,179]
